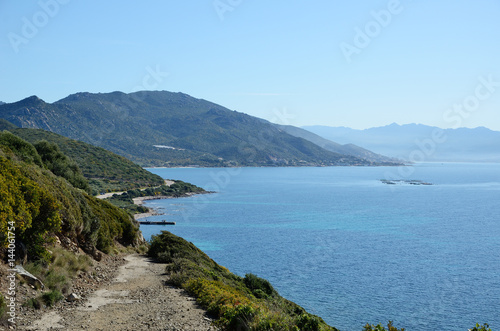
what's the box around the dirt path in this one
[22,255,217,331]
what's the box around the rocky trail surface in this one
[17,255,217,331]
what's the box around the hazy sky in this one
[1,1,499,130]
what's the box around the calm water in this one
[141,163,500,331]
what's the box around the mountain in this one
[303,123,500,162]
[0,101,4,105]
[274,124,401,164]
[0,92,369,167]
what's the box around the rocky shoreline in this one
[132,192,205,220]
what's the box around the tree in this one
[0,156,61,261]
[34,140,90,193]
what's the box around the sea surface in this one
[140,163,500,331]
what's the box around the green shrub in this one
[296,313,322,331]
[253,312,292,331]
[23,297,42,310]
[219,304,256,330]
[165,258,202,286]
[469,323,492,331]
[0,131,43,167]
[43,269,67,292]
[24,260,69,293]
[0,156,61,260]
[244,273,276,299]
[87,196,139,253]
[149,231,209,264]
[41,290,64,307]
[363,321,405,331]
[137,206,149,213]
[184,278,256,322]
[34,140,90,193]
[24,246,93,296]
[52,246,91,274]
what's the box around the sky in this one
[1,0,499,130]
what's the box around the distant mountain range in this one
[274,124,399,164]
[0,101,4,105]
[303,123,500,162]
[0,91,393,167]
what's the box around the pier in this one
[138,220,176,225]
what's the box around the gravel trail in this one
[20,254,216,331]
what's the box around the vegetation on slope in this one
[22,245,92,309]
[7,127,164,195]
[0,131,142,262]
[0,119,17,131]
[0,153,60,261]
[148,231,337,331]
[33,140,91,193]
[105,180,206,215]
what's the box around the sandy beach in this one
[132,196,171,220]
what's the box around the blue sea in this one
[140,163,500,331]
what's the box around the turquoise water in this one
[140,163,500,331]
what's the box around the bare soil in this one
[9,254,217,331]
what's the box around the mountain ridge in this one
[0,91,375,167]
[303,123,500,162]
[274,124,401,164]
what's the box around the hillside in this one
[274,124,401,164]
[304,123,500,162]
[6,126,165,194]
[0,119,17,131]
[148,231,338,330]
[0,131,209,328]
[0,92,370,167]
[0,131,142,261]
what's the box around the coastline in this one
[143,162,407,170]
[133,192,200,220]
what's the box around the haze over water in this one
[141,163,500,331]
